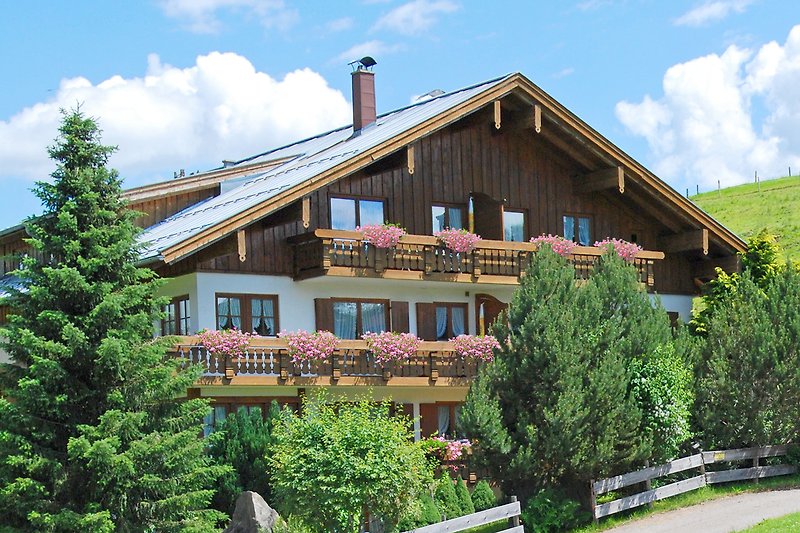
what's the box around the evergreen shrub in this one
[470,480,497,511]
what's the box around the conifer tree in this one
[0,109,227,531]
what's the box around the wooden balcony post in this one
[472,248,482,278]
[224,355,235,379]
[321,238,333,270]
[279,350,290,381]
[424,245,434,275]
[331,351,341,383]
[382,365,392,380]
[429,352,439,382]
[375,247,386,273]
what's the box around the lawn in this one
[743,511,800,532]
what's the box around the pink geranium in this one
[357,223,406,249]
[434,228,482,253]
[451,334,500,362]
[530,234,576,257]
[198,328,252,357]
[362,331,420,364]
[594,238,643,263]
[280,330,339,363]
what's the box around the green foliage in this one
[630,343,695,462]
[0,109,227,531]
[460,249,681,504]
[455,476,475,516]
[208,402,281,515]
[787,444,800,466]
[521,489,586,533]
[269,393,434,533]
[434,474,462,521]
[470,480,497,512]
[396,492,441,531]
[693,266,800,448]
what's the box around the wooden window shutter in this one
[390,301,410,333]
[471,192,504,240]
[419,403,439,438]
[314,298,334,332]
[416,303,437,341]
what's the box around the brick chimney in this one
[351,67,376,132]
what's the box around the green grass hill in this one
[691,175,800,260]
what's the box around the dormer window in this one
[330,197,385,230]
[563,215,592,246]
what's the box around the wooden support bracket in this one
[659,228,709,255]
[302,196,310,229]
[237,229,246,262]
[493,100,501,129]
[407,145,415,175]
[534,103,542,133]
[575,166,625,194]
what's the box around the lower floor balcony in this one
[171,336,480,386]
[289,229,664,289]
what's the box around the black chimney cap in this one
[349,56,377,71]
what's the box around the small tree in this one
[270,393,433,533]
[208,402,282,514]
[470,480,496,512]
[433,474,461,520]
[454,476,475,516]
[0,109,227,530]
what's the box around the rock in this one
[223,491,282,533]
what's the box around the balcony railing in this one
[171,336,479,386]
[289,229,664,288]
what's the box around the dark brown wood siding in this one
[129,186,220,229]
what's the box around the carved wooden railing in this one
[289,229,664,289]
[170,336,479,383]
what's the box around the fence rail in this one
[590,444,798,521]
[403,498,522,533]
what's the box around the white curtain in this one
[451,307,465,337]
[362,303,386,334]
[579,217,591,245]
[252,299,274,335]
[436,306,448,340]
[449,207,463,230]
[563,215,575,242]
[437,405,451,436]
[229,297,242,329]
[334,302,357,339]
[216,298,229,329]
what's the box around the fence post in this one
[509,496,521,528]
[644,460,653,510]
[753,450,760,485]
[589,481,598,524]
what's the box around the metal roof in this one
[138,74,512,260]
[0,274,23,300]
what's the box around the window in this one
[332,299,388,339]
[330,197,385,230]
[503,210,525,242]
[216,294,279,335]
[432,204,465,232]
[202,405,228,437]
[563,215,592,245]
[435,302,467,340]
[161,295,190,335]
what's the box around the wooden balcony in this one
[171,336,479,387]
[289,229,664,288]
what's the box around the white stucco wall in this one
[652,293,695,322]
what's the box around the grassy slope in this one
[744,511,800,532]
[691,175,800,259]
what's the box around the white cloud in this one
[552,67,575,79]
[0,52,352,184]
[326,17,354,32]
[372,0,459,36]
[674,0,753,27]
[337,40,406,63]
[615,25,800,191]
[158,0,298,33]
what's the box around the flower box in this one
[434,228,482,253]
[594,238,643,262]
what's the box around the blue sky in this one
[1,1,798,228]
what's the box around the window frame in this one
[214,293,280,336]
[433,301,469,340]
[502,208,527,242]
[562,213,593,246]
[431,202,467,233]
[328,194,387,230]
[161,294,190,336]
[331,297,391,339]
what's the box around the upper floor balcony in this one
[289,229,664,289]
[171,336,479,387]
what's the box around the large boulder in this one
[223,491,282,533]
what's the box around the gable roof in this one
[137,72,745,264]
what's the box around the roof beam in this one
[659,228,709,255]
[575,166,625,194]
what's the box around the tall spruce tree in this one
[460,248,682,506]
[0,109,227,531]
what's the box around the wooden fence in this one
[590,444,798,521]
[402,497,523,533]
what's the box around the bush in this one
[434,474,462,521]
[396,492,441,530]
[455,476,475,516]
[207,402,281,514]
[521,489,587,533]
[470,480,496,512]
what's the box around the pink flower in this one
[362,331,420,364]
[594,238,643,263]
[198,328,252,357]
[451,334,500,362]
[530,234,576,257]
[434,228,482,253]
[280,330,339,363]
[357,223,406,249]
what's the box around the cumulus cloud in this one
[0,52,352,184]
[615,25,800,191]
[674,0,754,27]
[158,0,298,33]
[372,0,459,36]
[336,40,406,63]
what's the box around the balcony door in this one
[475,293,507,335]
[470,192,503,240]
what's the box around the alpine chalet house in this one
[0,62,745,439]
